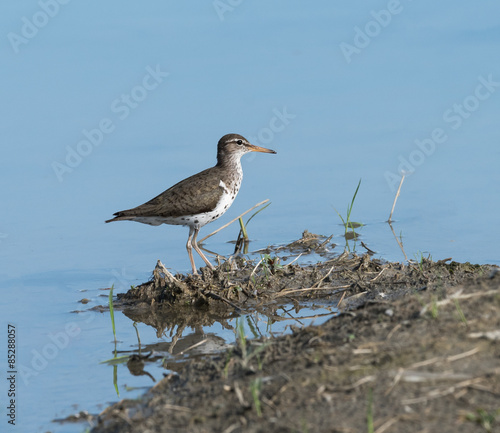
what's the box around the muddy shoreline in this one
[85,238,500,433]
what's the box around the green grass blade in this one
[246,315,259,339]
[237,202,271,242]
[333,179,362,245]
[346,179,362,238]
[251,378,262,417]
[348,179,362,216]
[238,217,248,240]
[366,388,374,433]
[333,208,347,234]
[245,202,271,227]
[100,355,129,365]
[109,284,117,342]
[113,364,119,396]
[453,299,468,326]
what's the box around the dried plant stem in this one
[275,284,350,298]
[199,199,270,243]
[387,174,406,223]
[388,221,408,261]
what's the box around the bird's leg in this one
[186,227,198,275]
[192,228,216,270]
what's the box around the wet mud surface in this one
[88,234,500,433]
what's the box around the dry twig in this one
[274,284,350,299]
[387,173,405,223]
[199,199,270,243]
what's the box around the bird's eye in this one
[236,140,243,145]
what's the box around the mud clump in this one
[91,249,499,433]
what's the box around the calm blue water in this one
[1,1,499,431]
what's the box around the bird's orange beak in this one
[247,143,277,154]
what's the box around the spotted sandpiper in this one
[106,134,276,274]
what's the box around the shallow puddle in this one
[120,300,337,358]
[106,300,337,376]
[56,300,337,431]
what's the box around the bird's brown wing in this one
[106,167,224,222]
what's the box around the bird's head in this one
[217,133,276,165]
